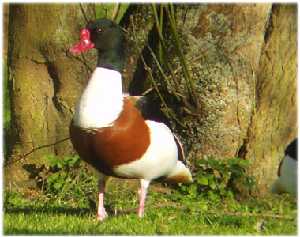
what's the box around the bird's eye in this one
[97,28,102,33]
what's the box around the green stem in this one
[146,45,180,100]
[151,4,179,91]
[165,5,198,107]
[130,16,185,128]
[111,3,120,21]
[158,5,164,64]
[143,59,186,128]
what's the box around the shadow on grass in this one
[4,205,138,217]
[5,206,93,216]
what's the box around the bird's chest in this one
[70,102,151,176]
[73,67,123,128]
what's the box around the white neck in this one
[73,67,123,128]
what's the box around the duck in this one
[69,18,193,221]
[271,138,297,196]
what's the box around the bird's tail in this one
[165,161,193,183]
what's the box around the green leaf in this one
[207,190,219,202]
[95,3,129,23]
[56,162,63,169]
[188,184,198,197]
[115,4,130,23]
[209,180,217,190]
[53,182,63,190]
[198,200,208,211]
[197,176,209,186]
[64,155,80,167]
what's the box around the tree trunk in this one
[171,4,273,158]
[6,4,93,188]
[244,4,297,194]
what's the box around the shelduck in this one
[271,138,297,196]
[69,19,193,221]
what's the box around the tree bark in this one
[244,4,297,194]
[172,4,273,159]
[6,4,96,189]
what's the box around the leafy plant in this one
[4,191,30,209]
[27,155,98,206]
[177,157,255,202]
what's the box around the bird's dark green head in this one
[86,19,125,53]
[70,18,125,72]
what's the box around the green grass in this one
[4,206,296,235]
[4,180,297,235]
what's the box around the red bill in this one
[70,29,95,55]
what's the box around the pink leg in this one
[137,179,150,218]
[97,176,109,221]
